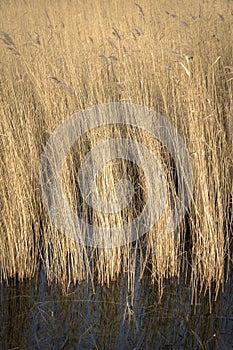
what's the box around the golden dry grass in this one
[0,0,232,304]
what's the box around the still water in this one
[0,265,232,350]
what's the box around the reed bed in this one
[0,0,232,304]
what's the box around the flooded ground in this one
[1,265,232,350]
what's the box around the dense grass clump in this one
[0,0,232,304]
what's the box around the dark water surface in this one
[0,266,233,350]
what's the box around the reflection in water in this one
[0,267,232,350]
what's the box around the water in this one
[1,266,233,350]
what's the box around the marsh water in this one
[0,263,233,350]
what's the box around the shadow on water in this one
[0,261,233,350]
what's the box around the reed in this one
[0,0,232,304]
